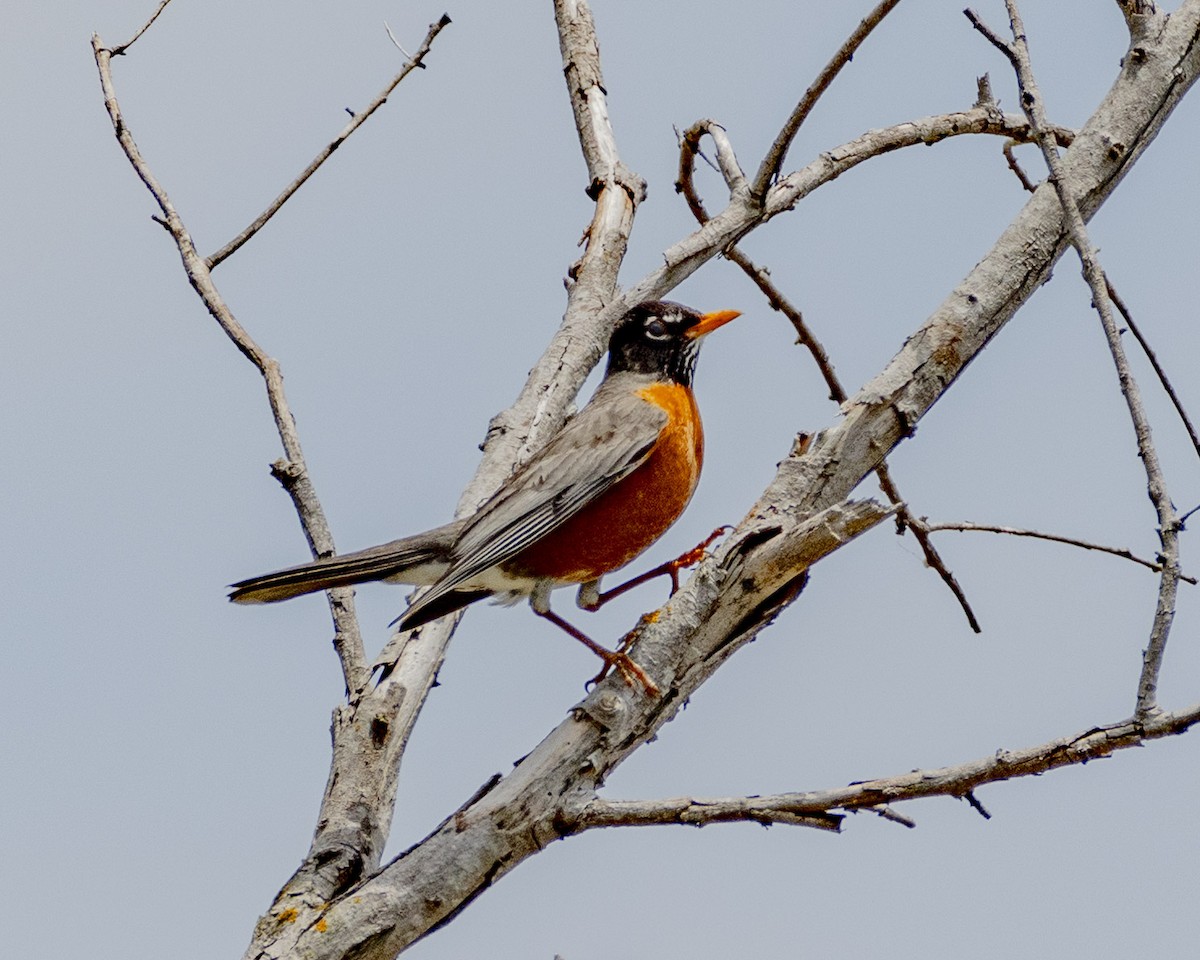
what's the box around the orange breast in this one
[508,383,703,584]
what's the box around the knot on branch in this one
[269,457,305,487]
[585,162,647,203]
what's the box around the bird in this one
[229,300,740,693]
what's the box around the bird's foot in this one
[662,525,733,594]
[587,611,660,695]
[588,647,659,696]
[586,525,733,610]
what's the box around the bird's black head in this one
[606,300,740,387]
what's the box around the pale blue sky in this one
[5,2,1199,958]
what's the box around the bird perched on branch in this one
[230,300,740,694]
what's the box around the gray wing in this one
[413,376,666,606]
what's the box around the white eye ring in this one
[645,317,669,338]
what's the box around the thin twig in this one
[998,128,1076,195]
[963,8,1012,53]
[92,33,368,694]
[1002,140,1038,191]
[206,14,452,269]
[752,0,904,198]
[968,1,1181,719]
[914,518,1197,585]
[1108,278,1200,463]
[384,21,417,62]
[110,0,174,56]
[681,120,748,197]
[641,105,1079,316]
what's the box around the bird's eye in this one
[645,318,669,339]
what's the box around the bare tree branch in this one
[752,0,904,198]
[92,32,370,695]
[579,796,844,832]
[633,105,1081,308]
[206,15,452,269]
[110,0,173,56]
[913,518,1197,584]
[577,703,1200,832]
[967,0,1182,719]
[1107,277,1200,464]
[269,500,897,960]
[674,151,984,631]
[238,3,653,954]
[708,246,984,630]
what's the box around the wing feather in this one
[400,376,665,624]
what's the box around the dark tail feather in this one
[229,521,461,604]
[392,588,492,630]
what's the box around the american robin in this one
[230,300,740,692]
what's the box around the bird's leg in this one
[534,607,660,696]
[579,525,732,611]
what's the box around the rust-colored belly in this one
[508,383,703,584]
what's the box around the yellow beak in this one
[685,309,741,339]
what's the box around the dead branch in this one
[576,702,1200,832]
[914,518,1197,584]
[206,15,452,268]
[110,0,173,56]
[92,32,371,694]
[1107,278,1200,464]
[752,0,903,197]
